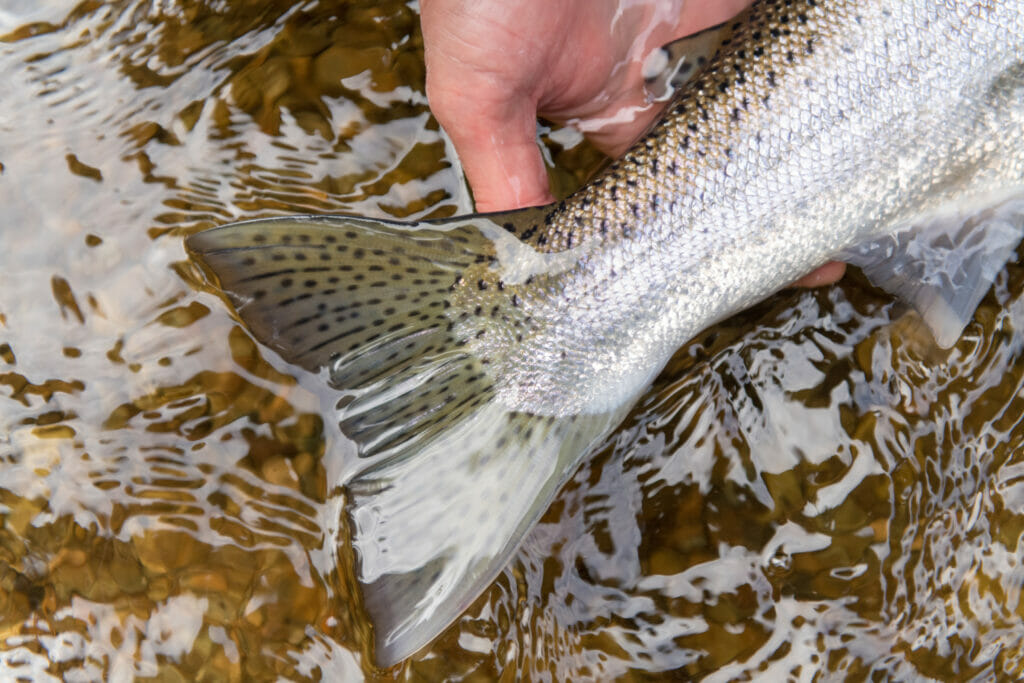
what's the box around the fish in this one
[185,0,1024,668]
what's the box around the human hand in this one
[420,0,844,286]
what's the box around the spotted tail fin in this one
[185,212,623,666]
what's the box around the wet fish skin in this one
[187,0,1024,667]
[492,0,1024,417]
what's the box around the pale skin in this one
[419,0,845,287]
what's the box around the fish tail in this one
[185,211,621,666]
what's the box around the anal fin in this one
[841,194,1024,348]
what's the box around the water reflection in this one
[2,0,1023,680]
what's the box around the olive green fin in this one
[186,211,619,666]
[188,214,505,459]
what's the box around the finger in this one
[440,100,554,212]
[421,4,555,212]
[790,261,846,288]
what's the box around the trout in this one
[186,0,1024,666]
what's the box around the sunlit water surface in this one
[2,1,1024,680]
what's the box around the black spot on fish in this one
[477,279,487,291]
[502,222,516,233]
[242,257,255,267]
[281,278,293,288]
[253,289,266,300]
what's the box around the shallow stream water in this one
[2,1,1024,680]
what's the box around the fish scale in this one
[188,0,1024,666]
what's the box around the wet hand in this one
[420,0,844,285]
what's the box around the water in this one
[2,1,1023,680]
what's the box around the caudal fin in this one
[186,211,622,666]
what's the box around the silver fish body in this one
[187,0,1024,667]
[490,0,1024,416]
